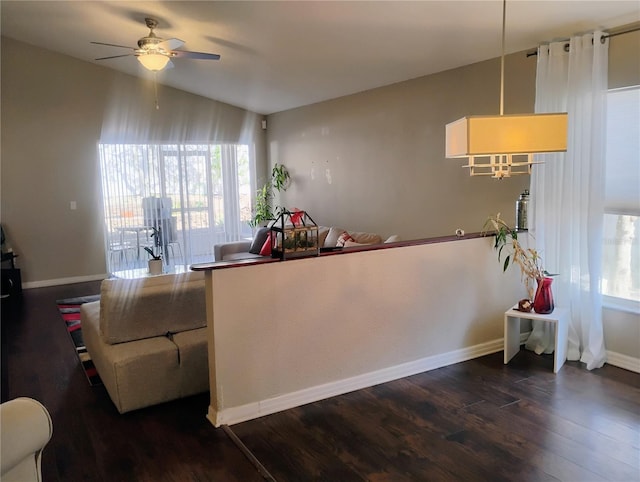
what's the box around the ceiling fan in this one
[92,17,220,72]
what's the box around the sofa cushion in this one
[223,252,263,261]
[249,227,270,255]
[82,303,183,414]
[344,240,372,247]
[350,232,383,245]
[172,328,209,397]
[318,226,330,247]
[214,240,251,262]
[99,271,206,345]
[324,226,348,247]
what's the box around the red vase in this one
[533,277,554,314]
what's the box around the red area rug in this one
[56,295,102,386]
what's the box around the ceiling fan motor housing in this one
[138,18,164,51]
[138,35,163,51]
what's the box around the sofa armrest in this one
[0,397,53,481]
[214,241,252,261]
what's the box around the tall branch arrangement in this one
[483,213,553,299]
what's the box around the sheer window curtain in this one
[528,32,608,370]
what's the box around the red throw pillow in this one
[336,231,355,247]
[259,232,272,256]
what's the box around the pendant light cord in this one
[500,0,506,116]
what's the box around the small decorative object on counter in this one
[517,298,533,312]
[270,209,319,260]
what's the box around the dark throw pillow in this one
[249,227,271,254]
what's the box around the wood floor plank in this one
[410,354,640,481]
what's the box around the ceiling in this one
[2,1,638,115]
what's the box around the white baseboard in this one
[518,333,639,373]
[606,351,640,373]
[212,337,505,427]
[22,273,106,289]
[210,334,639,427]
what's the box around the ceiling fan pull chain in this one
[154,72,160,110]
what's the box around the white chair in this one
[0,397,53,482]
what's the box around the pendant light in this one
[445,0,568,179]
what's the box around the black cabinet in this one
[1,253,21,299]
[1,268,22,299]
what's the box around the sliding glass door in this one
[99,143,253,273]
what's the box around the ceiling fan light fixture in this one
[137,53,170,71]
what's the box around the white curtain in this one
[528,32,608,370]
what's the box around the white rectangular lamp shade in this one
[445,113,568,158]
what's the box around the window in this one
[99,143,254,272]
[603,87,640,310]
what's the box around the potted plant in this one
[250,184,275,228]
[249,163,290,228]
[143,226,163,275]
[271,163,290,192]
[483,213,555,313]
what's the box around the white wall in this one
[204,238,527,426]
[604,307,640,367]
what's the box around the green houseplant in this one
[271,163,290,192]
[249,163,290,228]
[483,213,555,312]
[143,246,162,261]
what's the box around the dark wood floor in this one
[2,282,639,481]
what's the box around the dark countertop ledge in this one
[191,231,493,271]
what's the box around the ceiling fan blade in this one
[95,54,135,60]
[171,50,221,60]
[91,41,135,50]
[158,38,184,51]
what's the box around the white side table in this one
[504,306,569,373]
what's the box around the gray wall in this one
[2,30,637,362]
[265,31,640,362]
[609,29,640,89]
[1,37,267,285]
[265,51,533,239]
[265,30,640,241]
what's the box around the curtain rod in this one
[526,25,640,57]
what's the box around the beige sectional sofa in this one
[214,225,399,261]
[82,271,208,414]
